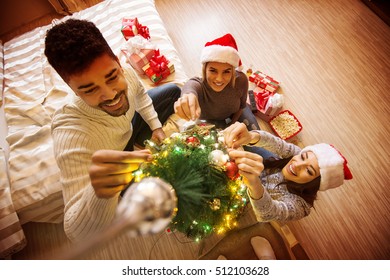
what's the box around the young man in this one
[45,19,180,242]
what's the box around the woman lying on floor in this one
[223,122,353,223]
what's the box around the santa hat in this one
[200,33,242,69]
[301,144,353,191]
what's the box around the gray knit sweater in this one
[250,131,312,223]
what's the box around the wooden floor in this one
[154,0,390,260]
[6,0,390,260]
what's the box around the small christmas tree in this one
[132,124,248,242]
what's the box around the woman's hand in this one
[223,122,260,149]
[89,149,152,198]
[174,93,201,121]
[151,127,166,145]
[228,149,264,200]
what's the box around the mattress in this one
[0,0,187,258]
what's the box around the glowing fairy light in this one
[132,169,144,182]
[137,124,248,241]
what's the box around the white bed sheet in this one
[0,0,187,257]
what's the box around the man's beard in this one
[99,91,129,117]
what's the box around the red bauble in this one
[225,161,239,180]
[186,136,200,147]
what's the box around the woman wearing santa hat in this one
[174,33,260,130]
[223,122,353,222]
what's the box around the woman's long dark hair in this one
[264,157,321,207]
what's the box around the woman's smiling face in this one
[205,62,233,92]
[282,151,320,184]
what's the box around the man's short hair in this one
[44,19,117,82]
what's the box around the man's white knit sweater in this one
[51,68,161,242]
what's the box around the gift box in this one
[128,49,155,74]
[121,35,156,74]
[264,93,284,114]
[121,17,150,40]
[252,89,284,122]
[253,87,273,110]
[249,70,280,93]
[269,110,302,140]
[142,50,175,84]
[255,104,283,122]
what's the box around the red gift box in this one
[253,87,273,110]
[121,18,139,39]
[142,50,175,84]
[252,87,284,122]
[249,70,280,93]
[121,17,150,40]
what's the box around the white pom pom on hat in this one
[200,33,242,69]
[301,143,353,191]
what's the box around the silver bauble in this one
[116,177,177,236]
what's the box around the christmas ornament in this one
[209,198,221,211]
[55,177,177,259]
[185,136,200,147]
[116,177,177,236]
[209,149,228,167]
[225,161,239,180]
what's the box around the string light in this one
[135,124,248,241]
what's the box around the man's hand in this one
[174,93,201,121]
[89,149,152,198]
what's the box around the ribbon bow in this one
[123,35,155,55]
[149,50,169,75]
[137,25,150,40]
[255,89,272,110]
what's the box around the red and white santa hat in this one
[200,33,242,69]
[301,143,353,191]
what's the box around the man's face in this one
[67,54,129,117]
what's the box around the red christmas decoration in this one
[225,161,239,180]
[185,136,200,147]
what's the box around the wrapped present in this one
[121,35,156,74]
[253,87,272,110]
[142,50,175,84]
[249,70,280,93]
[121,17,150,40]
[255,93,284,122]
[264,93,284,115]
[255,106,283,122]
